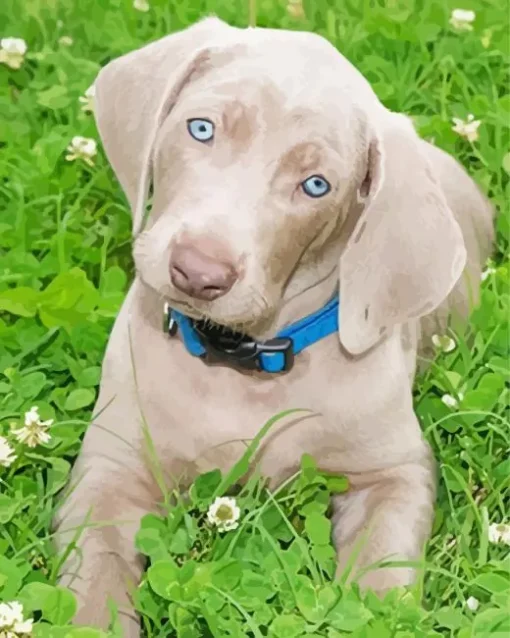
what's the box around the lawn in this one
[0,0,509,636]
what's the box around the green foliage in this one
[0,0,508,636]
[133,452,482,637]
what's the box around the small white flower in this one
[0,436,17,468]
[16,618,35,634]
[133,0,150,11]
[441,392,464,408]
[24,406,41,426]
[15,426,52,448]
[0,37,28,70]
[65,136,97,166]
[0,600,34,635]
[12,406,53,448]
[466,596,479,611]
[432,334,456,353]
[449,8,476,32]
[501,526,510,546]
[78,84,95,113]
[452,114,481,142]
[488,522,510,545]
[488,523,501,543]
[58,35,73,46]
[207,496,241,532]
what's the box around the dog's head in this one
[94,17,466,354]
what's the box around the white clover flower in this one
[12,406,53,448]
[449,8,476,32]
[441,392,464,409]
[65,136,97,166]
[501,526,510,546]
[0,436,17,468]
[466,596,479,611]
[432,334,456,353]
[133,0,150,11]
[488,522,500,543]
[24,406,43,426]
[489,522,510,546]
[452,114,481,142]
[287,0,305,18]
[78,84,95,113]
[207,496,241,532]
[0,600,34,635]
[0,37,28,70]
[58,35,73,46]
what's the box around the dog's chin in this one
[138,274,279,335]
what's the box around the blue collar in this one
[164,295,339,373]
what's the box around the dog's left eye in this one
[187,118,214,142]
[301,175,331,198]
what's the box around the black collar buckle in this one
[193,322,295,372]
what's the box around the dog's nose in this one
[169,243,238,301]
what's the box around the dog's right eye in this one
[187,118,214,143]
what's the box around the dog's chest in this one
[132,318,409,482]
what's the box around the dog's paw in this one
[353,565,416,598]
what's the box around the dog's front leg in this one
[52,400,162,637]
[332,452,436,595]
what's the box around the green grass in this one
[0,0,509,636]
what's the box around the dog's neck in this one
[258,195,362,338]
[163,281,340,374]
[256,268,339,340]
[135,264,339,351]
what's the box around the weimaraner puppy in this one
[53,16,494,636]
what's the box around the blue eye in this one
[301,175,331,198]
[187,118,214,142]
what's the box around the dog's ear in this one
[93,17,230,235]
[338,114,467,355]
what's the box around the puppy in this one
[53,17,494,636]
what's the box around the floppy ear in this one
[339,114,467,355]
[93,17,231,235]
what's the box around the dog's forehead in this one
[179,41,369,133]
[202,26,377,105]
[175,28,379,132]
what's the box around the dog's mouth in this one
[193,318,255,347]
[165,296,261,357]
[166,296,197,314]
[164,295,264,336]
